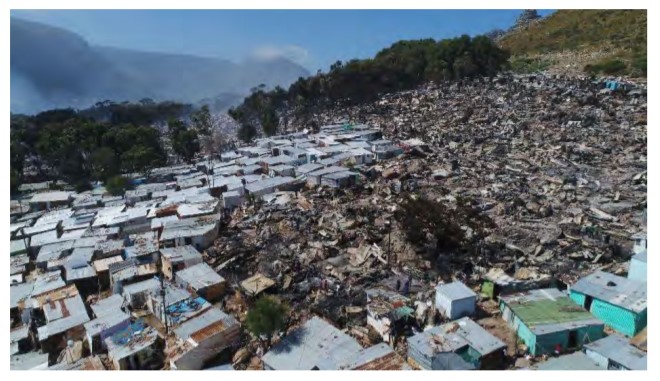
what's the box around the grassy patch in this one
[585,58,628,75]
[510,56,553,74]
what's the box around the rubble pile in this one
[283,74,647,284]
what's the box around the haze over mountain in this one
[10,17,310,114]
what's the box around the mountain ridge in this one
[10,17,310,114]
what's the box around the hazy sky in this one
[12,9,554,71]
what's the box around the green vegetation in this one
[229,35,509,140]
[501,10,647,77]
[584,58,627,75]
[105,175,132,196]
[10,100,191,191]
[168,119,200,163]
[510,56,553,74]
[245,295,289,347]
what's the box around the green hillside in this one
[501,10,647,77]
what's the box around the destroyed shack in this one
[499,288,605,356]
[365,288,414,343]
[341,342,411,370]
[480,268,554,300]
[240,273,275,297]
[569,271,647,337]
[407,317,506,370]
[435,281,477,320]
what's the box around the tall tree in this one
[245,295,289,348]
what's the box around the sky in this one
[11,9,555,72]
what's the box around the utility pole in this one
[388,215,392,266]
[160,275,168,334]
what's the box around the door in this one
[584,296,593,311]
[568,330,578,348]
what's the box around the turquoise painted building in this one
[569,270,647,337]
[499,288,605,356]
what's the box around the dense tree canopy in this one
[229,35,510,140]
[9,100,188,192]
[245,295,289,347]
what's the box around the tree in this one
[91,147,119,181]
[169,119,200,163]
[237,123,258,143]
[245,295,289,347]
[191,105,213,136]
[105,175,131,196]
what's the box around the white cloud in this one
[250,44,310,65]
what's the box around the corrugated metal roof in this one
[160,245,202,262]
[10,282,33,309]
[173,307,238,344]
[176,263,225,290]
[632,250,647,263]
[501,288,602,335]
[307,166,346,178]
[105,322,159,361]
[571,271,647,313]
[244,176,296,194]
[30,191,72,203]
[38,294,90,340]
[84,311,131,337]
[533,352,604,370]
[31,271,66,297]
[91,294,126,318]
[123,278,160,296]
[262,316,363,370]
[408,317,505,363]
[296,163,324,174]
[585,334,647,370]
[204,363,235,370]
[436,281,477,301]
[343,343,411,370]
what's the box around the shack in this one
[569,270,647,337]
[262,316,363,370]
[170,307,241,370]
[499,288,605,356]
[175,262,227,302]
[29,191,73,211]
[435,281,477,320]
[628,250,647,283]
[407,317,506,370]
[84,311,131,354]
[584,333,647,370]
[158,217,219,250]
[104,320,164,370]
[160,245,204,280]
